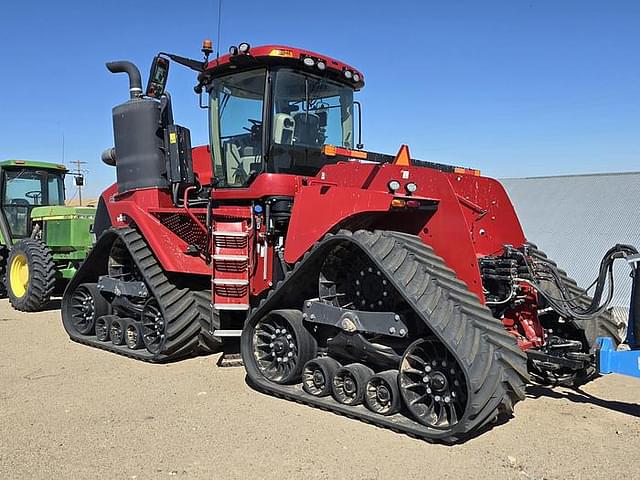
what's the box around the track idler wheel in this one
[142,299,165,354]
[364,370,401,416]
[302,357,341,397]
[70,283,109,335]
[96,315,115,342]
[399,338,468,430]
[243,309,318,385]
[332,363,374,406]
[126,321,144,350]
[110,318,127,346]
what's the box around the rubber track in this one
[527,243,622,351]
[9,239,56,312]
[62,228,212,362]
[242,230,529,443]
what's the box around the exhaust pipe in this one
[101,147,117,166]
[106,61,143,99]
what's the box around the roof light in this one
[303,57,315,67]
[229,46,239,56]
[202,39,213,56]
[391,198,406,208]
[388,180,401,192]
[353,73,360,82]
[238,42,251,54]
[317,60,326,70]
[269,48,295,57]
[406,182,417,193]
[406,200,420,208]
[344,69,353,80]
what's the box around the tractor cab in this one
[200,45,364,187]
[0,160,66,240]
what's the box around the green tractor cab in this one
[0,160,95,311]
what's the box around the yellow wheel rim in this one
[10,254,29,298]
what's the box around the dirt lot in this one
[0,300,639,480]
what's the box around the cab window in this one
[209,69,266,187]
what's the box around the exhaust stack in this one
[106,61,143,99]
[106,60,167,193]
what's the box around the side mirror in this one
[146,56,170,99]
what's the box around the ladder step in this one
[214,303,250,311]
[213,254,249,261]
[213,330,243,337]
[212,231,248,237]
[213,279,249,286]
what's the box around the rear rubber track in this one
[242,230,529,443]
[62,227,215,362]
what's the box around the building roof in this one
[501,171,640,308]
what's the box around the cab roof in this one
[201,44,365,89]
[0,160,68,172]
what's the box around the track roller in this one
[96,315,115,342]
[126,321,144,350]
[332,363,374,406]
[110,318,127,346]
[69,283,110,335]
[364,370,401,416]
[243,309,317,384]
[302,357,341,397]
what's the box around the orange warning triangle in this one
[393,144,411,166]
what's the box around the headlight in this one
[405,182,417,193]
[238,42,251,54]
[317,61,326,70]
[388,180,401,192]
[303,57,315,67]
[353,73,361,82]
[344,70,353,79]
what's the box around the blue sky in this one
[1,0,638,198]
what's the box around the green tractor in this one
[0,160,95,311]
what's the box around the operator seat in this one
[293,113,321,146]
[224,143,261,186]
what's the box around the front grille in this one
[154,212,208,252]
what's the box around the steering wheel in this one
[25,190,42,203]
[242,118,263,142]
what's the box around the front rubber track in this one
[242,230,529,443]
[61,227,214,363]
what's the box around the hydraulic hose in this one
[518,244,639,321]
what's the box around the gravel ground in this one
[1,299,639,479]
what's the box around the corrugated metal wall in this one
[502,172,640,310]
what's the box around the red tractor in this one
[62,42,625,442]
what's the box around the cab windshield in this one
[269,68,354,176]
[208,67,355,187]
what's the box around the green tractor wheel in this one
[6,239,56,312]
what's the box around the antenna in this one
[216,0,223,63]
